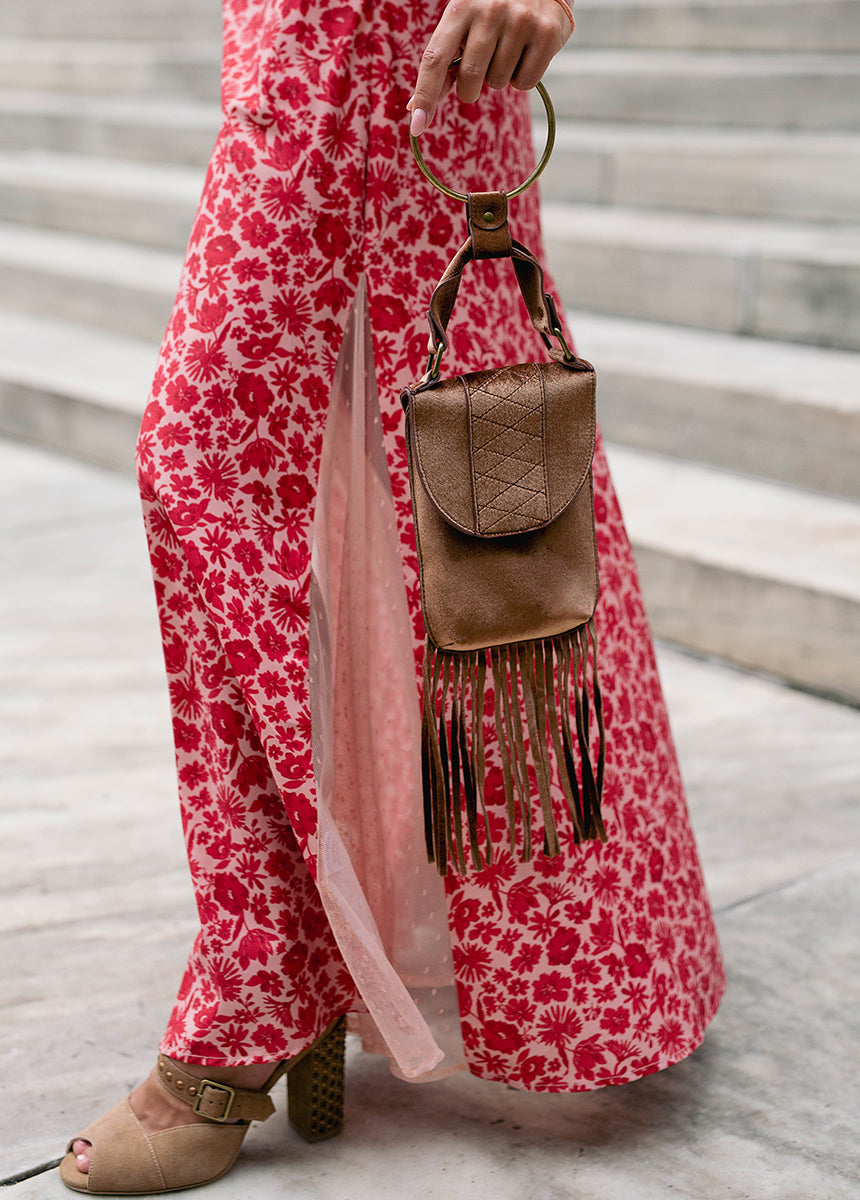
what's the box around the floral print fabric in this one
[136,0,725,1088]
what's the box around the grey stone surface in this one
[0,151,202,250]
[0,39,221,99]
[0,92,220,168]
[0,221,179,341]
[0,0,220,41]
[539,122,860,223]
[0,310,154,469]
[571,0,860,53]
[568,309,860,500]
[545,50,860,130]
[543,202,860,350]
[2,438,859,1197]
[606,444,860,703]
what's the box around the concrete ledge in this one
[0,91,220,167]
[607,443,860,703]
[568,310,860,500]
[543,202,860,350]
[570,0,860,53]
[0,222,179,340]
[539,122,860,223]
[545,51,860,130]
[0,39,220,99]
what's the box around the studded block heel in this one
[287,1013,346,1142]
[59,1017,347,1194]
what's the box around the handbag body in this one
[401,192,606,875]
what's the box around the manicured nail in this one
[406,95,415,111]
[410,107,427,137]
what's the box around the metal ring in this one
[409,64,556,201]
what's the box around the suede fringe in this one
[421,619,607,876]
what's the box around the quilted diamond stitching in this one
[468,365,549,534]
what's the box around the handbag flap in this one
[408,359,596,538]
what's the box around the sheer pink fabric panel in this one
[309,275,464,1080]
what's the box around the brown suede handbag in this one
[401,182,607,877]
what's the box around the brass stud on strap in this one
[483,210,495,222]
[176,1080,184,1090]
[189,1086,197,1096]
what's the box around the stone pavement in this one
[2,437,859,1199]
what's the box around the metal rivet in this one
[165,1071,173,1080]
[189,1086,197,1096]
[483,210,495,222]
[176,1080,184,1090]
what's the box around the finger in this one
[510,36,557,91]
[410,8,469,134]
[453,27,498,105]
[484,27,529,91]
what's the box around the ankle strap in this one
[156,1056,277,1123]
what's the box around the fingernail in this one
[406,95,414,111]
[410,107,427,137]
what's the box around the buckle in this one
[192,1080,237,1122]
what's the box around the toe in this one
[71,1140,91,1173]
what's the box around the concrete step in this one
[0,221,178,341]
[0,40,220,99]
[3,104,856,226]
[541,122,860,223]
[571,0,860,53]
[0,91,220,167]
[544,50,860,130]
[0,151,202,250]
[0,0,220,41]
[0,310,153,469]
[543,202,860,351]
[4,168,857,355]
[568,310,860,501]
[606,443,860,704]
[2,307,855,704]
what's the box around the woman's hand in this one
[407,0,574,136]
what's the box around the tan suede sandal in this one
[58,1015,346,1194]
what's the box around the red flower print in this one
[165,375,200,412]
[600,1006,631,1034]
[204,234,240,266]
[224,638,261,675]
[240,211,277,249]
[313,212,353,260]
[533,971,571,1004]
[320,5,358,38]
[276,473,314,510]
[209,701,246,743]
[212,873,249,916]
[546,927,581,965]
[507,879,538,924]
[624,944,653,979]
[234,371,273,420]
[237,928,276,968]
[252,1023,288,1055]
[572,1036,607,1080]
[483,1019,525,1054]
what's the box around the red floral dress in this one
[136,0,725,1091]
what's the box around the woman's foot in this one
[71,1059,278,1175]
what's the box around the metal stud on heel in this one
[287,1015,346,1142]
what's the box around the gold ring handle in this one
[409,63,556,201]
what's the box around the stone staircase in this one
[0,0,858,703]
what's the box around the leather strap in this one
[155,1056,278,1124]
[426,234,569,362]
[467,191,512,259]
